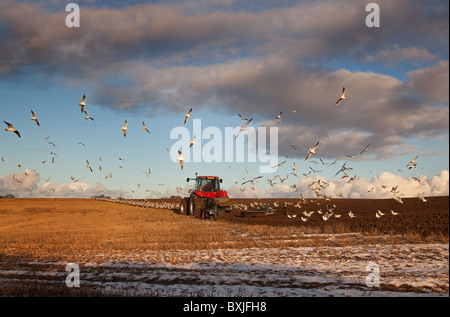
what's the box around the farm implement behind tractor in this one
[179,174,232,220]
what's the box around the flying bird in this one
[418,195,427,203]
[235,118,253,139]
[84,111,94,121]
[177,150,184,171]
[190,135,196,148]
[3,121,21,138]
[184,108,192,124]
[359,143,371,155]
[238,114,249,121]
[86,160,93,173]
[335,86,346,105]
[276,112,282,124]
[78,94,87,113]
[142,121,150,134]
[30,110,40,126]
[121,120,128,137]
[305,140,320,161]
[272,160,287,170]
[406,155,419,167]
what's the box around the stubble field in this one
[0,196,448,297]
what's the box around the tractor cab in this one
[195,177,220,192]
[186,174,227,198]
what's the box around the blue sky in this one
[0,0,448,199]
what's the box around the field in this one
[0,196,448,297]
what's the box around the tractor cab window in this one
[195,179,202,190]
[200,179,219,192]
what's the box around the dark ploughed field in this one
[120,196,449,238]
[219,196,449,237]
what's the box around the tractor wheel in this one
[191,195,204,218]
[188,198,194,216]
[179,199,187,215]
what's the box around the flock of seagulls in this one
[1,87,430,213]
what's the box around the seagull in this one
[190,135,196,148]
[184,108,192,124]
[322,213,332,221]
[84,111,94,121]
[335,162,353,177]
[305,140,320,161]
[238,114,249,121]
[348,211,355,218]
[272,160,287,170]
[78,94,87,113]
[235,118,253,139]
[292,162,297,170]
[30,110,40,126]
[276,112,282,124]
[86,160,93,173]
[121,120,128,137]
[411,176,421,183]
[393,196,403,204]
[391,210,398,216]
[377,210,385,216]
[177,150,184,170]
[406,155,419,167]
[359,143,371,155]
[335,86,346,105]
[142,121,150,134]
[418,195,427,202]
[3,121,21,138]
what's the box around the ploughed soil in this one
[116,196,449,238]
[216,196,449,237]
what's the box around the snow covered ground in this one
[2,242,448,297]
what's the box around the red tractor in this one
[179,174,232,219]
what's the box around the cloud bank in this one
[0,0,447,163]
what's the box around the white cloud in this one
[0,170,126,198]
[224,170,449,199]
[2,169,447,199]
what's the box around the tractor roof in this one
[197,176,220,179]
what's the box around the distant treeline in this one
[0,194,15,198]
[91,194,112,200]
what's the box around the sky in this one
[0,0,448,199]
